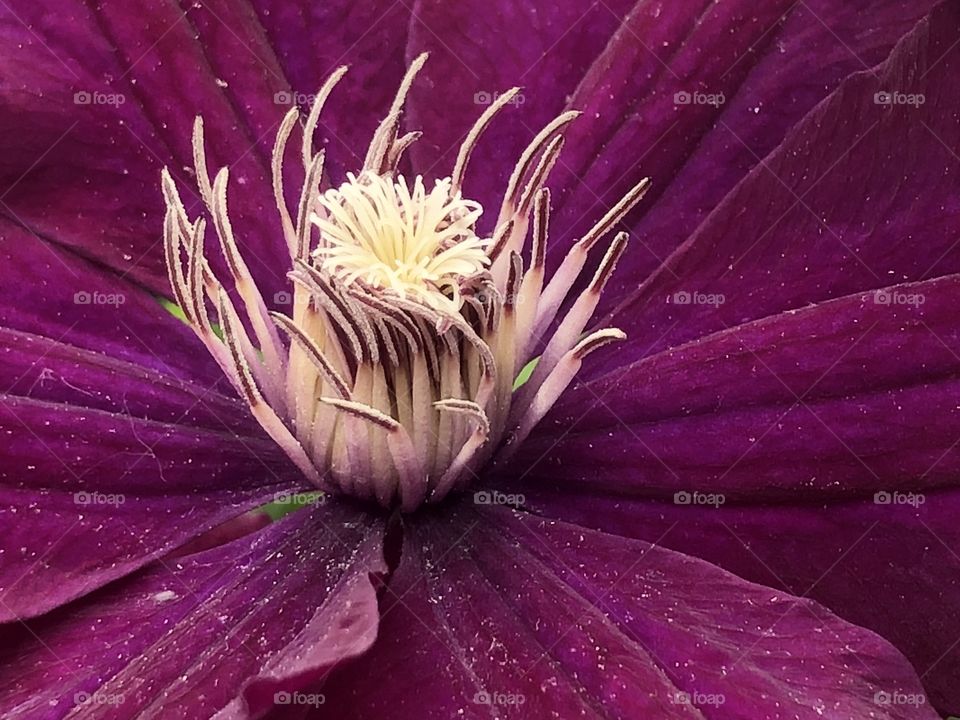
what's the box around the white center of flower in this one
[313,172,488,310]
[161,53,648,511]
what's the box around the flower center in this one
[313,172,488,311]
[161,54,648,511]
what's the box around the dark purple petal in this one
[0,0,292,298]
[0,394,300,621]
[548,0,936,273]
[0,222,289,619]
[248,0,413,182]
[0,502,386,720]
[517,491,960,715]
[507,274,960,710]
[0,219,224,386]
[594,2,960,369]
[402,0,635,217]
[0,327,255,435]
[316,505,934,719]
[515,275,960,498]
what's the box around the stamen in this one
[312,172,488,311]
[431,400,490,499]
[302,66,348,170]
[387,131,422,173]
[209,167,287,398]
[509,231,628,424]
[271,107,300,259]
[217,290,327,488]
[515,189,549,360]
[452,87,522,193]
[364,52,428,174]
[502,328,627,458]
[271,312,351,399]
[516,135,563,218]
[534,177,650,342]
[296,149,325,260]
[163,208,189,322]
[161,56,637,510]
[191,117,214,209]
[500,110,580,217]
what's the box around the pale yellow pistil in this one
[161,53,649,511]
[312,172,489,311]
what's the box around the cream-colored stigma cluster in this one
[314,172,488,311]
[162,54,649,511]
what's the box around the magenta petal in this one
[549,0,936,272]
[516,275,960,498]
[317,505,934,719]
[0,393,300,621]
[596,3,960,366]
[518,491,960,714]
[0,234,282,619]
[0,0,291,298]
[248,0,413,183]
[0,503,386,720]
[402,0,635,217]
[507,274,960,710]
[1,327,256,435]
[0,220,223,385]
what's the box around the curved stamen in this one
[303,65,348,170]
[271,312,351,399]
[452,86,522,193]
[272,107,300,259]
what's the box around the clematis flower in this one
[0,0,957,718]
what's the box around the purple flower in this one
[0,0,956,718]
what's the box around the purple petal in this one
[548,0,936,271]
[516,275,960,498]
[248,0,414,182]
[0,224,289,619]
[0,327,255,435]
[316,505,934,719]
[517,492,960,714]
[402,0,635,217]
[0,393,300,621]
[0,219,224,385]
[595,3,960,368]
[507,274,960,710]
[0,502,386,720]
[0,1,292,298]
